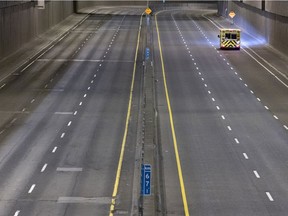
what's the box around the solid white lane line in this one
[234,138,240,144]
[221,115,225,120]
[253,170,260,178]
[227,126,232,131]
[273,115,279,120]
[41,164,48,172]
[28,184,36,193]
[61,133,65,138]
[284,125,288,130]
[67,121,72,127]
[52,146,58,153]
[243,153,249,159]
[266,192,274,201]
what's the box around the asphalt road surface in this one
[0,10,142,216]
[154,9,288,216]
[0,5,288,216]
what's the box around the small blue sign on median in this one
[145,48,150,60]
[141,164,151,196]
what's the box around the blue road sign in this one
[145,48,150,60]
[141,164,151,196]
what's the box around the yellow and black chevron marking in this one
[221,40,237,48]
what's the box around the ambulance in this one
[218,29,241,49]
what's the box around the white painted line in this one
[0,84,6,89]
[94,74,97,77]
[204,84,208,87]
[273,115,278,120]
[221,115,225,120]
[84,94,87,98]
[91,80,94,84]
[234,138,240,144]
[235,72,238,75]
[198,72,201,75]
[194,63,197,65]
[253,170,260,178]
[54,112,73,115]
[257,98,261,102]
[56,167,83,172]
[227,62,230,65]
[14,210,20,216]
[250,90,254,94]
[230,67,234,70]
[52,146,58,153]
[67,121,72,127]
[88,87,91,90]
[41,164,48,172]
[266,192,274,201]
[22,108,26,112]
[227,126,232,131]
[284,125,288,130]
[28,184,36,193]
[212,98,215,102]
[201,78,204,81]
[0,130,4,135]
[31,99,35,103]
[21,61,35,72]
[245,84,248,87]
[74,111,78,115]
[239,77,243,81]
[216,106,220,110]
[79,102,83,106]
[61,133,65,138]
[208,91,211,94]
[196,67,199,70]
[243,153,249,159]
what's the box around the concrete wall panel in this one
[243,0,262,9]
[0,1,73,60]
[266,1,288,17]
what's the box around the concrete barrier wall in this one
[218,1,288,56]
[0,1,73,60]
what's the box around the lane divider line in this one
[109,13,143,216]
[156,11,190,216]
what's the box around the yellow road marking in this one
[155,12,190,216]
[109,13,144,216]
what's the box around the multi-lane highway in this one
[154,8,288,216]
[0,9,143,216]
[0,4,287,216]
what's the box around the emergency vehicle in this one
[218,29,241,49]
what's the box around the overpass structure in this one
[0,1,287,216]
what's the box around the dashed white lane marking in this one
[74,111,78,115]
[28,184,36,193]
[14,210,20,216]
[52,146,58,153]
[208,91,211,94]
[61,133,65,138]
[253,170,260,178]
[266,192,274,201]
[245,84,248,87]
[0,84,6,89]
[273,115,279,120]
[91,80,94,84]
[84,94,87,98]
[211,98,215,102]
[79,102,83,106]
[216,106,220,110]
[0,130,4,135]
[56,167,83,172]
[54,112,73,115]
[257,98,261,102]
[204,84,208,87]
[227,126,232,131]
[264,106,269,110]
[234,138,240,144]
[243,153,249,159]
[67,121,72,127]
[250,90,254,94]
[88,87,91,90]
[41,164,48,172]
[221,115,225,120]
[284,125,288,130]
[31,99,35,103]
